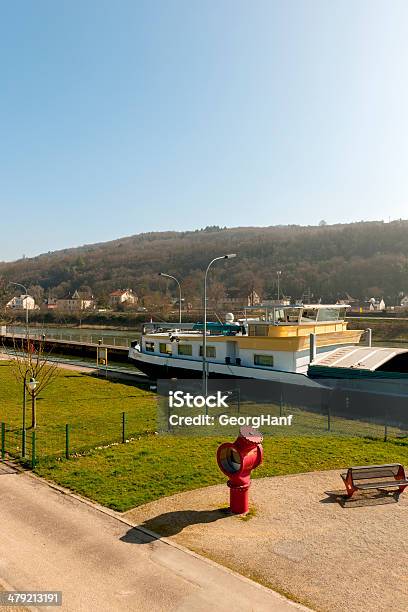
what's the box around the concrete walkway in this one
[125,470,408,612]
[0,466,304,612]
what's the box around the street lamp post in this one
[158,273,182,324]
[202,254,237,395]
[9,281,29,331]
[28,377,38,430]
[22,372,28,456]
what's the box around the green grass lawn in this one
[1,361,408,512]
[0,362,155,457]
[35,435,408,511]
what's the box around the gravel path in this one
[125,469,408,612]
[0,582,28,612]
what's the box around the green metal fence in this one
[1,410,144,467]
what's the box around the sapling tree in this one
[7,336,59,429]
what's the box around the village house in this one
[44,297,58,310]
[351,297,386,313]
[262,297,291,306]
[336,294,359,308]
[368,297,386,312]
[6,294,36,311]
[223,289,262,309]
[56,290,95,312]
[109,289,137,308]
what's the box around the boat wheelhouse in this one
[128,304,365,383]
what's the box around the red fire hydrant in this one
[216,426,263,514]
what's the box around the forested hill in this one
[1,220,408,305]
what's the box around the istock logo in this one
[169,390,229,409]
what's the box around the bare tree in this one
[207,281,227,309]
[27,284,45,307]
[0,277,14,324]
[7,337,60,429]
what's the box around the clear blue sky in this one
[1,1,408,261]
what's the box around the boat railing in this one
[143,322,197,333]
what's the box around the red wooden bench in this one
[341,463,408,498]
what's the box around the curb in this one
[16,466,311,611]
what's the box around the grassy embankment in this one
[4,310,200,330]
[3,310,147,329]
[1,362,407,511]
[347,317,408,341]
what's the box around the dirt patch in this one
[125,470,408,612]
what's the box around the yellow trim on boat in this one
[144,328,364,352]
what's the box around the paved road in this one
[0,466,304,612]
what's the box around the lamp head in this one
[224,253,237,259]
[28,377,37,392]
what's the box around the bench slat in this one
[356,479,408,490]
[348,463,402,470]
[340,472,401,481]
[352,472,396,481]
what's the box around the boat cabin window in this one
[338,307,347,320]
[248,324,269,336]
[285,308,301,323]
[316,307,344,322]
[275,308,300,325]
[178,344,192,356]
[274,308,300,324]
[274,309,285,323]
[254,354,274,367]
[145,341,155,353]
[159,343,172,355]
[199,346,216,358]
[301,308,318,323]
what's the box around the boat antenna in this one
[214,311,222,323]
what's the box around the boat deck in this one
[313,346,408,371]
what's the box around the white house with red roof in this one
[109,289,137,307]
